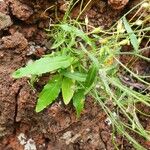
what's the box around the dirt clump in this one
[9,0,33,21]
[0,1,8,14]
[0,32,28,51]
[0,12,12,30]
[108,0,129,10]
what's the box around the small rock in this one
[61,132,81,145]
[85,128,90,132]
[105,117,112,126]
[10,0,33,21]
[24,139,37,150]
[0,12,12,30]
[0,51,4,58]
[66,133,81,145]
[108,0,129,10]
[27,43,46,57]
[0,32,28,51]
[0,1,8,14]
[17,133,27,145]
[61,131,72,140]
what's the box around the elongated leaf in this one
[123,17,139,51]
[73,90,85,117]
[80,43,99,67]
[36,75,62,112]
[109,77,150,105]
[12,56,73,78]
[62,77,75,105]
[51,39,65,49]
[59,24,93,46]
[84,64,98,88]
[63,71,87,82]
[99,70,113,96]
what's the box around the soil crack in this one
[13,85,23,134]
[99,131,108,150]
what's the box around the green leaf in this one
[73,90,85,118]
[12,56,73,78]
[123,17,139,51]
[51,39,65,49]
[36,75,62,112]
[59,24,93,46]
[62,71,87,82]
[84,64,98,89]
[80,43,99,67]
[99,70,113,97]
[109,77,150,106]
[62,77,75,105]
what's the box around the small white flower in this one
[96,84,100,88]
[112,112,117,117]
[119,39,129,45]
[91,27,102,34]
[117,20,125,33]
[135,20,143,26]
[85,15,89,26]
[138,38,142,44]
[141,2,149,8]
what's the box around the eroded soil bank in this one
[0,0,150,149]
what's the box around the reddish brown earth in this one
[0,0,149,149]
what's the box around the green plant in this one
[12,0,150,149]
[12,22,99,117]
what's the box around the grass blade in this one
[59,24,93,46]
[84,64,98,89]
[62,71,87,82]
[123,16,139,51]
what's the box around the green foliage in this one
[12,1,150,149]
[123,16,139,51]
[62,77,75,105]
[12,56,73,78]
[84,64,98,92]
[36,75,62,112]
[73,89,85,118]
[62,71,87,82]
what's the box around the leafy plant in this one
[12,0,150,149]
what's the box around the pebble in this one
[0,12,12,30]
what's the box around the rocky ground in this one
[0,0,149,149]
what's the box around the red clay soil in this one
[0,0,150,149]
